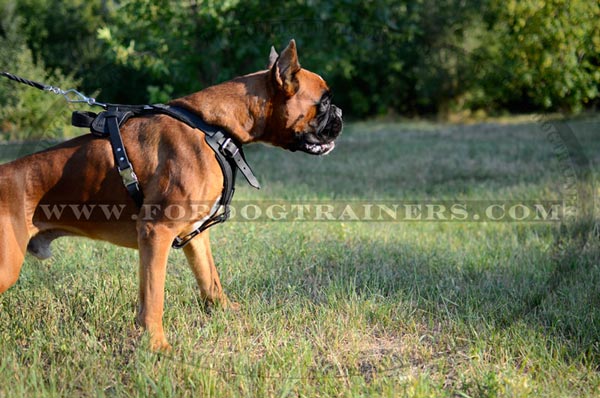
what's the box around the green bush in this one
[0,0,80,140]
[464,0,600,113]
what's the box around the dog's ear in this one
[267,46,278,69]
[271,39,301,97]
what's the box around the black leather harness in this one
[0,72,261,248]
[71,104,260,249]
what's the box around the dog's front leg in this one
[183,231,239,311]
[136,221,174,351]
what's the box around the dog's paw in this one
[225,300,241,312]
[149,335,172,352]
[219,295,241,312]
[203,295,241,313]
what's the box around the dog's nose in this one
[326,106,342,139]
[333,105,342,118]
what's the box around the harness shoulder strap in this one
[104,108,144,208]
[149,104,261,189]
[70,103,261,249]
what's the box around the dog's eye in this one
[318,92,332,113]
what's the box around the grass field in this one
[0,116,599,397]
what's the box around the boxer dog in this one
[0,40,342,350]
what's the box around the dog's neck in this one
[168,71,273,144]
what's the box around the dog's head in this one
[263,40,343,155]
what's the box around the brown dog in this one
[0,40,342,350]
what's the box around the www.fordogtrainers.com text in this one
[36,201,566,222]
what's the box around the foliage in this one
[0,0,599,140]
[92,0,492,115]
[95,0,600,117]
[0,0,80,140]
[467,0,600,113]
[14,0,107,76]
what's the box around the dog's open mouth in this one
[299,140,336,155]
[294,103,342,156]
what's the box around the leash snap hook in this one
[61,88,103,107]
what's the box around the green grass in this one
[1,116,600,397]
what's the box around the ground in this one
[0,116,599,397]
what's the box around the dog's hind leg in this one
[0,165,30,293]
[0,216,28,294]
[183,231,239,310]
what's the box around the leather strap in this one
[93,109,135,137]
[104,108,144,208]
[150,104,261,189]
[71,103,261,249]
[71,111,98,129]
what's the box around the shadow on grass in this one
[234,220,600,366]
[228,117,600,368]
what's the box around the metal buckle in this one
[220,138,239,158]
[172,236,184,248]
[119,166,139,187]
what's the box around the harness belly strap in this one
[71,104,260,249]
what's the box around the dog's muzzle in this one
[297,104,343,155]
